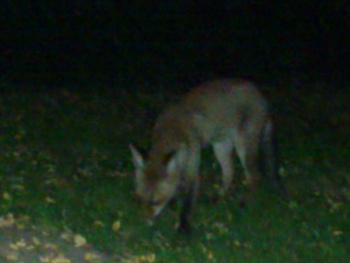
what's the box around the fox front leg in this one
[177,185,196,234]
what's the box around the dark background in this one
[1,1,349,90]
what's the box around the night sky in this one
[1,1,349,88]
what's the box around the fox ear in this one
[165,150,186,175]
[166,154,177,175]
[162,151,176,165]
[129,144,145,169]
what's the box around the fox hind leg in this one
[213,140,234,195]
[261,120,288,197]
[234,126,263,191]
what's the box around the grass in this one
[0,80,349,262]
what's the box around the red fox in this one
[130,79,284,233]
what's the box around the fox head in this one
[130,145,181,225]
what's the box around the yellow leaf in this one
[51,253,72,263]
[0,213,15,228]
[32,236,41,246]
[85,252,100,262]
[9,239,27,250]
[112,221,121,232]
[43,243,59,250]
[233,240,241,247]
[61,230,73,242]
[39,255,51,262]
[135,254,156,263]
[45,196,56,203]
[333,230,343,236]
[3,191,11,200]
[74,234,87,247]
[5,250,19,261]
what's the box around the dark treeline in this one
[1,1,349,87]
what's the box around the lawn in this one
[0,80,349,262]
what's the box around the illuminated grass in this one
[0,83,349,262]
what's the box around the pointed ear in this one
[165,150,184,175]
[129,144,145,169]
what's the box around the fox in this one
[130,78,284,233]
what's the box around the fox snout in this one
[142,200,168,226]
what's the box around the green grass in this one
[0,82,349,262]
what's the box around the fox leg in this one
[177,147,200,234]
[235,128,262,191]
[213,140,234,195]
[261,121,284,189]
[178,183,196,234]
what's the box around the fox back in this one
[130,79,283,233]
